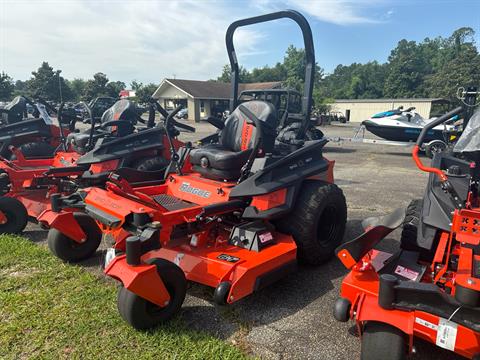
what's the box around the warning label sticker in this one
[394,265,420,281]
[259,232,273,243]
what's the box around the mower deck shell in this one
[104,231,297,306]
[143,232,296,303]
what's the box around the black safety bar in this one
[416,107,463,146]
[226,10,315,139]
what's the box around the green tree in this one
[216,64,251,83]
[425,28,480,99]
[283,45,308,90]
[136,83,158,104]
[83,72,110,99]
[383,40,430,98]
[0,72,15,101]
[130,80,143,92]
[13,80,28,97]
[451,27,476,56]
[68,78,87,101]
[249,63,287,82]
[106,81,126,98]
[27,62,73,101]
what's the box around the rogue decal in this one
[217,254,240,263]
[179,182,211,198]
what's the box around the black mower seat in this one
[67,132,91,154]
[190,144,251,171]
[190,100,278,181]
[1,96,27,124]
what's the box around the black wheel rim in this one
[432,144,443,153]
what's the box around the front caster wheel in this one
[117,258,187,330]
[213,281,231,305]
[47,212,102,263]
[0,197,28,234]
[361,322,406,360]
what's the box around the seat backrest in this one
[3,96,27,124]
[220,100,278,153]
[100,99,138,124]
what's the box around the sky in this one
[1,0,479,86]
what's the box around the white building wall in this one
[153,84,187,99]
[330,101,433,123]
[188,99,198,122]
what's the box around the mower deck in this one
[142,232,297,303]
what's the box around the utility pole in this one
[57,70,63,102]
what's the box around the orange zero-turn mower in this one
[43,10,347,329]
[333,106,480,360]
[0,96,78,159]
[0,100,191,239]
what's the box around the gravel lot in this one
[23,121,463,360]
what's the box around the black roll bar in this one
[225,10,315,139]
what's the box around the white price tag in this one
[436,318,458,351]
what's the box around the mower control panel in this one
[229,220,275,252]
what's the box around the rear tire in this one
[306,127,324,140]
[11,142,56,159]
[276,180,347,265]
[425,140,446,159]
[400,199,422,251]
[117,258,187,329]
[361,322,406,360]
[0,197,28,234]
[132,156,169,171]
[47,213,102,263]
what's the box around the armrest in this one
[206,116,225,130]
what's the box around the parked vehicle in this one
[362,106,463,157]
[175,108,188,119]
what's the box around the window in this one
[200,101,205,113]
[289,94,302,113]
[279,94,288,112]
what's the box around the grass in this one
[0,235,248,360]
